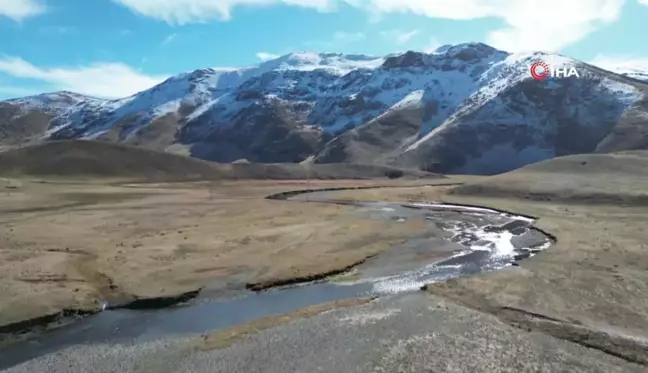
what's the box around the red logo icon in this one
[530,61,550,81]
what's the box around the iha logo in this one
[530,61,580,81]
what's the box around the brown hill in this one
[450,151,648,204]
[0,140,230,181]
[0,140,437,181]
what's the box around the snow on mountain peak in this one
[5,90,102,115]
[258,52,384,74]
[432,42,505,58]
[277,52,323,68]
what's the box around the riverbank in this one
[0,177,444,338]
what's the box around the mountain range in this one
[1,42,647,175]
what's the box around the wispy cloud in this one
[256,52,280,61]
[360,0,624,51]
[381,29,419,44]
[0,0,45,21]
[424,37,442,53]
[161,33,178,46]
[112,0,335,24]
[0,56,168,98]
[119,29,132,36]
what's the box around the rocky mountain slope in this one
[1,43,647,174]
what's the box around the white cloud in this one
[424,37,442,52]
[354,0,624,52]
[639,0,648,5]
[161,33,178,46]
[396,29,418,44]
[256,52,280,61]
[381,29,419,44]
[588,54,648,73]
[0,0,46,21]
[0,57,168,98]
[112,0,334,24]
[113,0,626,53]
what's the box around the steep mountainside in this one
[2,43,647,174]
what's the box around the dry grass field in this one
[0,176,444,329]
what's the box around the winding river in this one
[0,188,553,370]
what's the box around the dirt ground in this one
[0,177,442,329]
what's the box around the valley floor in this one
[0,177,442,331]
[1,169,648,372]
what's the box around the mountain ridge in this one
[2,42,648,174]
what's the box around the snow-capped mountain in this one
[2,43,647,174]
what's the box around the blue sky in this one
[1,0,647,99]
